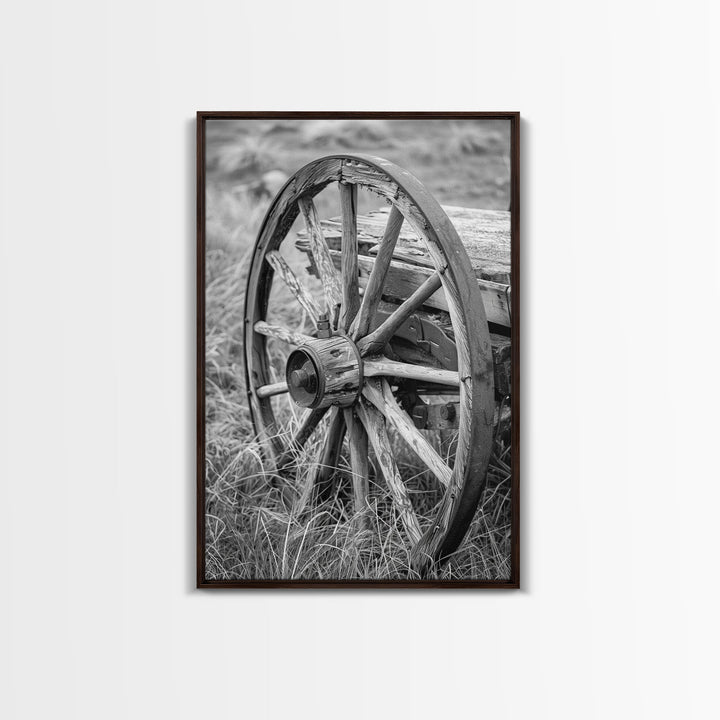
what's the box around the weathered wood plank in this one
[332,251,511,328]
[300,204,510,284]
[296,203,511,328]
[368,205,510,284]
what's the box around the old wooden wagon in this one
[244,154,512,572]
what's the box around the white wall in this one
[1,1,718,718]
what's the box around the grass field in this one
[204,118,512,581]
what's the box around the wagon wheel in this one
[244,154,495,572]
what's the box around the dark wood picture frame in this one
[197,111,520,588]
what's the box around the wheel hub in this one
[285,335,363,409]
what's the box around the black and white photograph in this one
[198,112,519,585]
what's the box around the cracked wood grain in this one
[253,321,314,347]
[339,182,360,332]
[356,398,423,545]
[265,250,321,325]
[351,204,404,340]
[343,407,370,528]
[298,196,342,318]
[363,358,459,386]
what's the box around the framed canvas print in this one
[197,112,519,587]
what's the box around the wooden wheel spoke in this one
[265,251,321,325]
[298,196,342,316]
[356,398,422,544]
[276,406,329,471]
[339,182,360,331]
[351,204,404,340]
[255,381,289,399]
[253,321,314,346]
[302,407,346,506]
[343,407,370,523]
[362,379,452,488]
[364,358,460,387]
[356,270,444,356]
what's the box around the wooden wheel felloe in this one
[244,154,496,572]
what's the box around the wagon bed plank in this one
[301,205,510,284]
[295,204,511,328]
[327,249,511,327]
